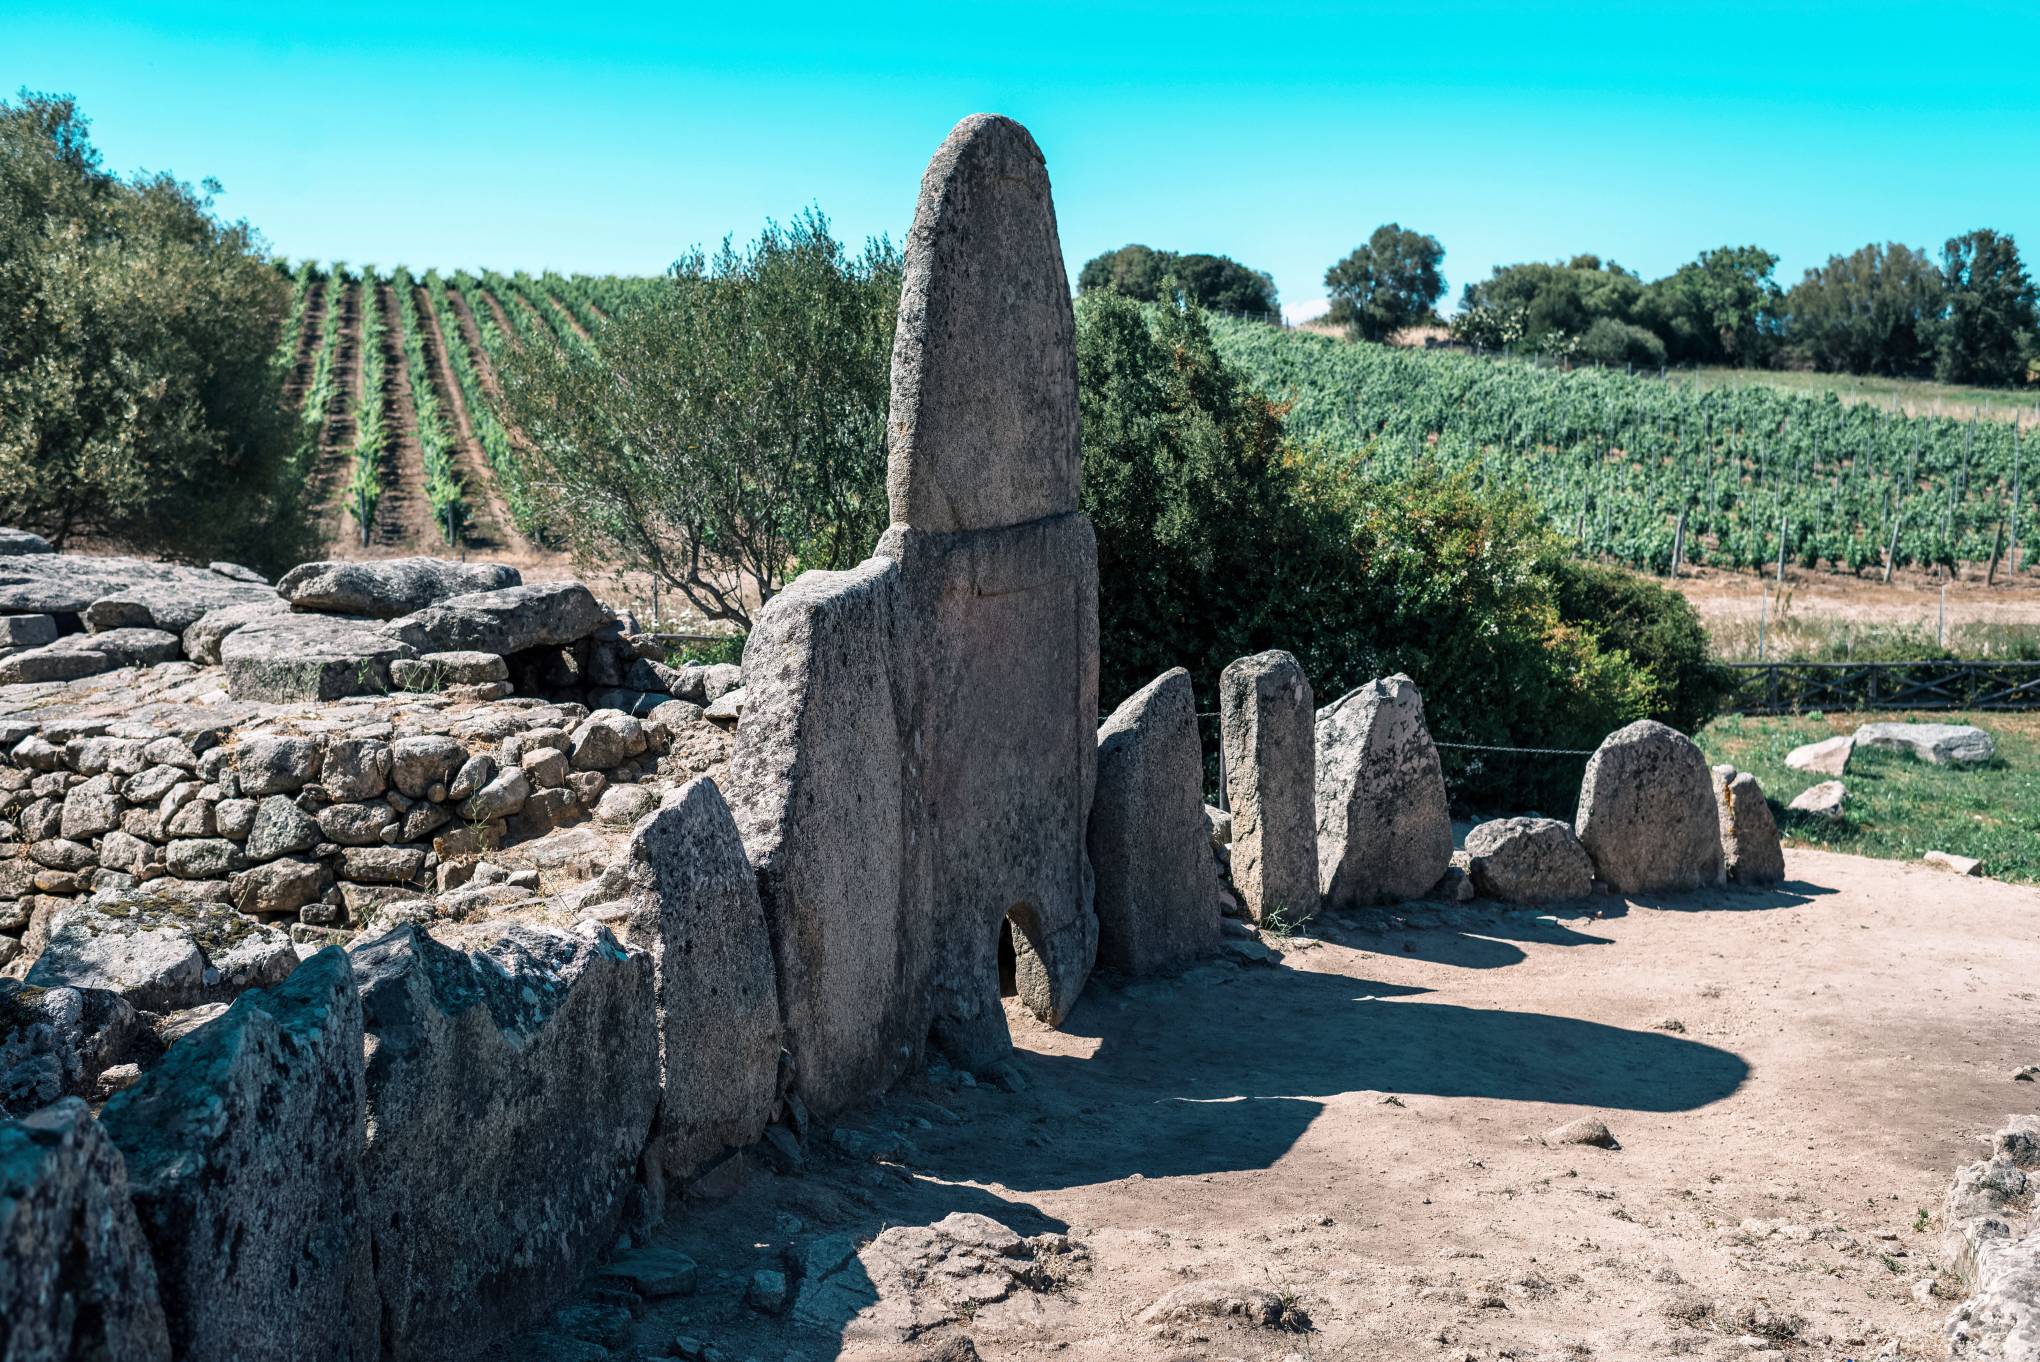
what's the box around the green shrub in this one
[1578,317,1667,371]
[1545,557,1735,733]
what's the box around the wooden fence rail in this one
[1727,660,2040,714]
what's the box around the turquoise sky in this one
[11,2,2038,319]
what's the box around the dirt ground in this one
[1674,565,2040,631]
[510,847,2039,1362]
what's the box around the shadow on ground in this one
[530,917,1757,1362]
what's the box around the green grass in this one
[1668,366,2039,428]
[1700,708,2040,883]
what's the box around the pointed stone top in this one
[886,114,1079,534]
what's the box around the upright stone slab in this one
[618,777,783,1184]
[351,921,658,1361]
[1089,668,1218,975]
[98,948,373,1362]
[729,113,1099,1094]
[1713,765,1786,885]
[728,560,922,1116]
[1315,674,1453,908]
[1574,720,1725,894]
[1219,650,1318,924]
[0,1098,171,1362]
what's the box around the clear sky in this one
[10,2,2038,321]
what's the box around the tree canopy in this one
[0,91,309,568]
[1077,244,1279,319]
[1324,224,1446,342]
[498,209,900,628]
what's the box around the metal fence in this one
[1726,660,2040,714]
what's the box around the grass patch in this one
[1668,366,2039,428]
[1700,708,2040,883]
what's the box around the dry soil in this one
[514,846,2039,1362]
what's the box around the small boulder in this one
[0,527,53,555]
[1788,780,1845,820]
[1784,733,1853,776]
[1924,850,1983,877]
[1854,720,1995,767]
[218,611,415,701]
[1545,1116,1620,1149]
[389,650,509,691]
[1463,816,1593,902]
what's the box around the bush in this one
[0,92,310,570]
[1578,317,1667,371]
[1544,557,1734,733]
[498,209,899,629]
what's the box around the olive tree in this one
[0,92,305,567]
[499,210,900,628]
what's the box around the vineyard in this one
[1208,316,2039,579]
[270,264,663,558]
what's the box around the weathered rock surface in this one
[1788,780,1846,819]
[98,948,373,1362]
[1219,649,1317,924]
[1925,849,1984,876]
[219,610,417,701]
[181,597,290,665]
[1089,668,1215,975]
[1314,674,1451,909]
[616,778,781,1183]
[0,628,181,684]
[351,921,659,1362]
[1785,733,1853,776]
[886,114,1077,533]
[1713,765,1786,885]
[25,893,296,1013]
[1943,1115,2040,1359]
[81,578,274,635]
[1856,720,1996,767]
[0,527,53,555]
[390,649,509,690]
[729,560,920,1115]
[0,613,58,648]
[0,1097,171,1362]
[0,979,155,1116]
[383,581,609,656]
[0,551,256,617]
[277,556,520,618]
[1574,720,1725,895]
[1464,816,1594,903]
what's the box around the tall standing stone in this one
[98,947,374,1362]
[0,1098,171,1362]
[1220,650,1319,924]
[1574,720,1725,894]
[730,113,1100,1096]
[1314,674,1453,908]
[617,777,783,1184]
[1089,669,1217,975]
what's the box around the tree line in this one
[1081,225,2040,388]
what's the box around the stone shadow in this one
[648,959,1751,1360]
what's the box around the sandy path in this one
[512,847,2039,1361]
